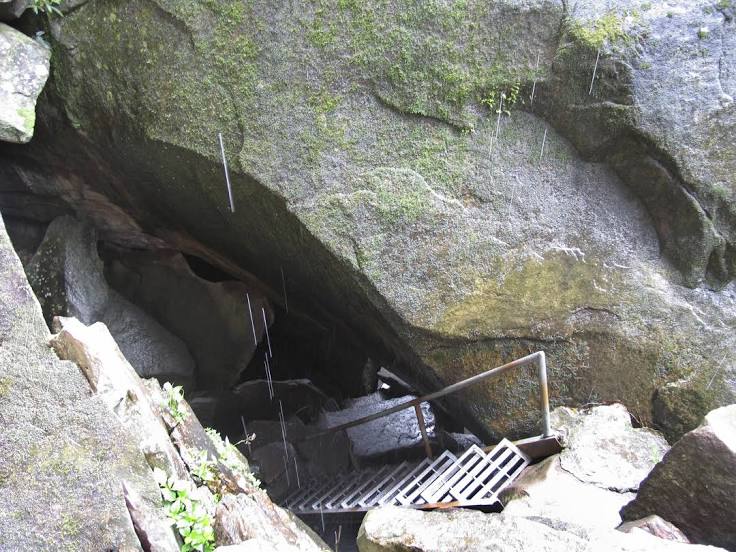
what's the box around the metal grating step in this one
[284,439,530,515]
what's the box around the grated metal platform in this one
[283,438,530,515]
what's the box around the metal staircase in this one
[284,439,531,514]
[281,351,558,516]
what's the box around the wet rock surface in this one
[502,455,635,531]
[621,404,736,550]
[320,393,435,461]
[50,316,190,481]
[653,378,717,443]
[214,493,328,551]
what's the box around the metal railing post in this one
[537,351,552,437]
[414,404,433,459]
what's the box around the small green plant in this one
[153,468,216,552]
[205,428,260,488]
[31,0,63,16]
[190,451,216,485]
[162,382,187,424]
[481,82,521,115]
[697,26,710,39]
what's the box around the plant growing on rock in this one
[153,468,216,552]
[190,450,216,485]
[31,0,63,16]
[162,382,187,424]
[481,81,521,115]
[205,428,260,488]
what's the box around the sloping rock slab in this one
[357,507,726,552]
[26,216,195,387]
[0,23,49,143]
[50,316,189,481]
[621,404,736,550]
[552,404,669,491]
[321,393,435,460]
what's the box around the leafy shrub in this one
[153,468,216,552]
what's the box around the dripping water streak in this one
[246,293,258,346]
[217,132,235,212]
[262,307,273,358]
[283,454,291,486]
[589,49,600,95]
[335,525,342,552]
[530,52,540,106]
[264,354,274,400]
[279,400,289,460]
[293,456,301,488]
[539,128,548,164]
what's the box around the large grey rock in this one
[501,405,671,533]
[4,0,735,440]
[105,249,272,389]
[551,404,670,492]
[0,210,152,549]
[245,418,351,480]
[0,23,49,143]
[502,455,635,530]
[621,404,736,550]
[26,216,196,387]
[356,506,725,552]
[321,393,435,460]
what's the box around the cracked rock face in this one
[501,404,668,530]
[551,404,670,492]
[0,23,50,143]
[2,0,734,439]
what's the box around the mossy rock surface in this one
[5,0,733,439]
[0,212,160,551]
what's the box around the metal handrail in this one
[302,351,552,458]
